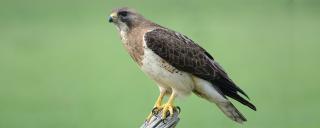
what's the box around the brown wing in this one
[144,28,256,111]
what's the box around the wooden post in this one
[140,108,181,128]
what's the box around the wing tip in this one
[247,102,257,111]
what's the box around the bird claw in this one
[161,118,167,124]
[152,105,163,115]
[176,106,181,113]
[161,103,175,119]
[146,105,164,122]
[160,106,180,124]
[152,108,158,115]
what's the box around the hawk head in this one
[108,7,144,32]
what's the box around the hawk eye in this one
[118,11,128,17]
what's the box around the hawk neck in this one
[122,26,152,66]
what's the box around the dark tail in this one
[215,78,257,111]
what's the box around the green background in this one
[1,0,319,127]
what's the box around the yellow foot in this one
[161,103,175,119]
[146,105,164,122]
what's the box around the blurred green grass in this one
[0,0,320,127]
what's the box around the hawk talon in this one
[161,119,167,124]
[176,106,181,113]
[164,109,170,117]
[152,107,161,115]
[151,108,158,115]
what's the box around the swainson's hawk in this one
[108,7,256,123]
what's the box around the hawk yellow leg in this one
[146,92,165,122]
[161,93,176,119]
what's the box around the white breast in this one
[140,41,195,98]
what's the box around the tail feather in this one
[214,78,257,111]
[225,91,257,111]
[217,102,247,123]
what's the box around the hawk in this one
[108,7,256,123]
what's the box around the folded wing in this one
[144,28,256,111]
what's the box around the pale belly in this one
[140,47,195,97]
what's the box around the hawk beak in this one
[108,16,113,23]
[108,12,117,23]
